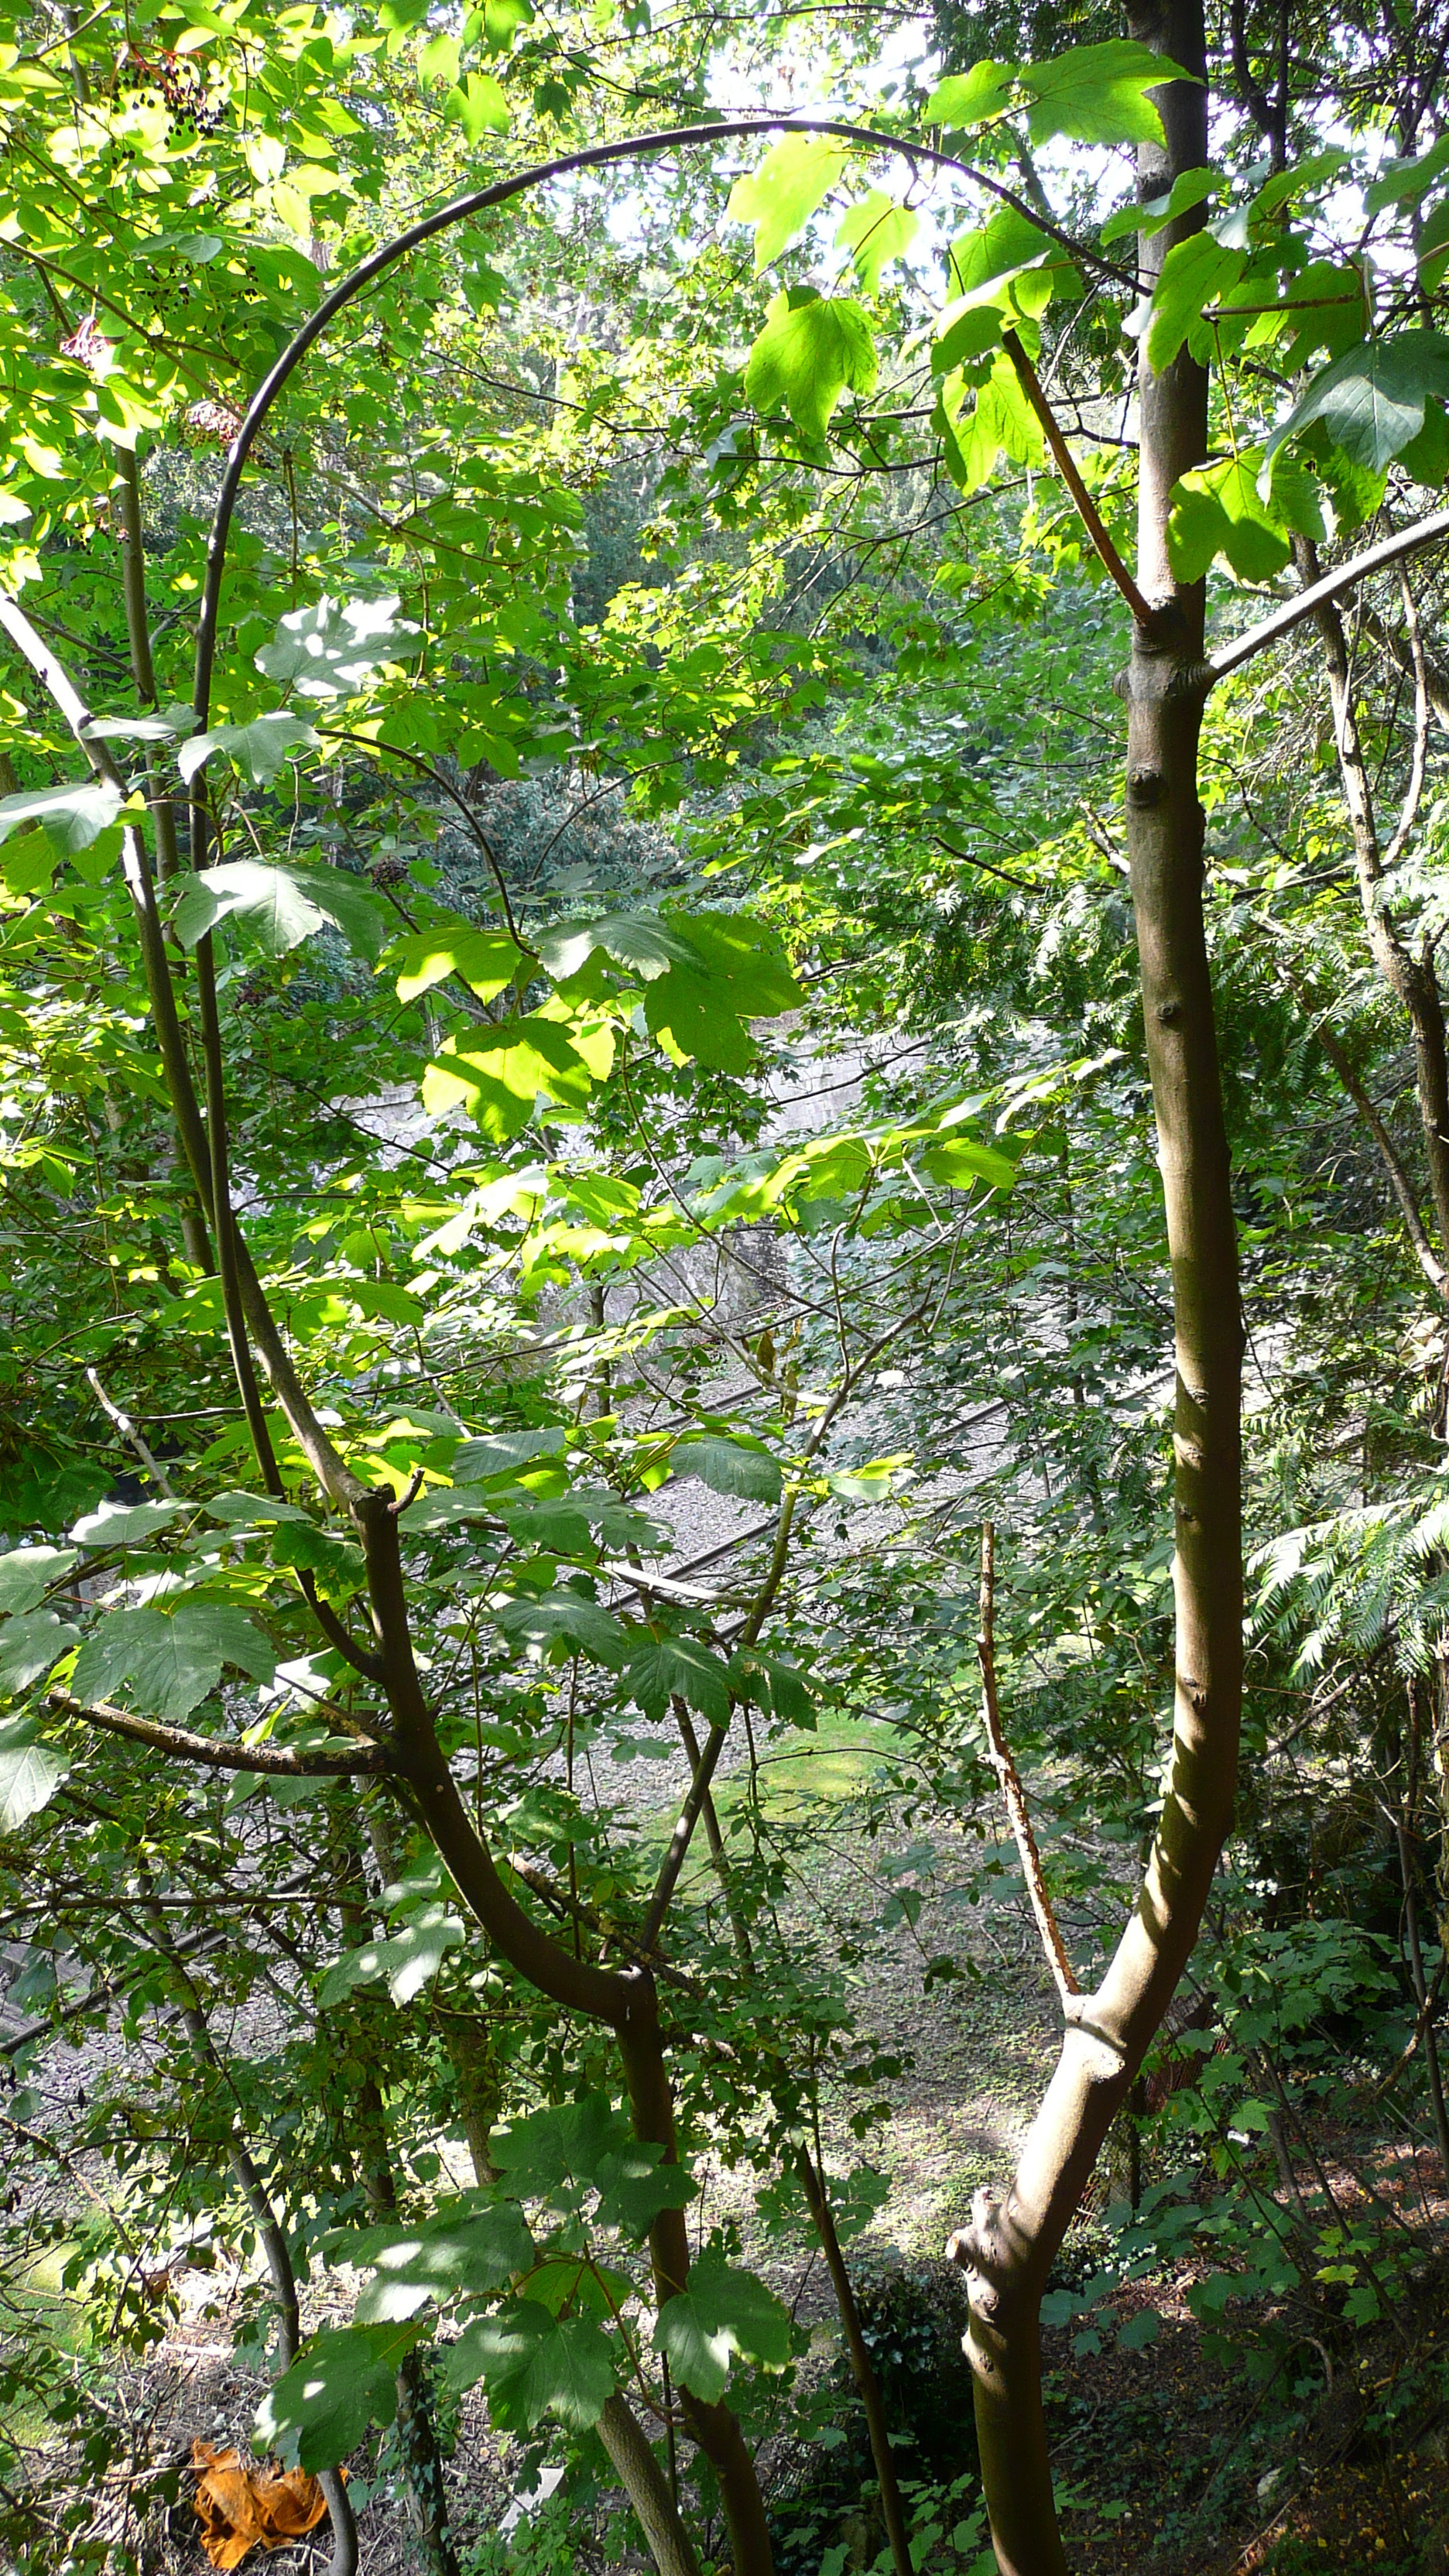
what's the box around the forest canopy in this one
[0,1,1447,2572]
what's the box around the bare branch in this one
[976,1523,1080,2005]
[1208,507,1449,687]
[1000,331,1157,628]
[48,1690,393,1776]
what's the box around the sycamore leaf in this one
[444,2300,615,2429]
[671,1436,782,1504]
[1269,331,1449,471]
[335,2200,534,2323]
[171,862,389,962]
[653,2249,792,2403]
[643,909,803,1071]
[420,1016,600,1137]
[0,779,124,852]
[728,134,849,272]
[1017,40,1197,148]
[70,1602,276,1725]
[490,2093,632,2203]
[625,1632,731,1726]
[744,288,877,444]
[318,1903,465,2008]
[71,1498,185,1547]
[1167,450,1298,583]
[835,193,919,294]
[255,594,420,701]
[484,0,533,47]
[389,923,522,1003]
[537,910,695,983]
[1143,231,1247,371]
[1100,165,1216,245]
[0,1546,77,1615]
[726,1649,814,1725]
[0,1608,80,1694]
[445,72,510,139]
[927,61,1016,126]
[494,1592,627,1669]
[254,2323,420,2472]
[0,1717,68,1826]
[592,2142,698,2238]
[179,713,319,790]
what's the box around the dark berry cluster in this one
[369,856,410,889]
[115,49,228,135]
[184,398,244,447]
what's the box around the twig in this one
[47,1690,392,1776]
[84,1368,175,1498]
[977,1521,1080,2003]
[1000,330,1157,628]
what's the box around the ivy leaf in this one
[0,1608,80,1694]
[835,194,919,296]
[0,1717,69,1827]
[653,2248,792,2403]
[0,779,124,852]
[70,1602,276,1724]
[728,135,849,272]
[671,1436,782,1504]
[389,922,522,1002]
[444,72,510,140]
[337,2200,534,2322]
[1017,40,1197,149]
[318,1904,465,2008]
[0,1546,77,1615]
[1269,331,1449,471]
[254,2322,420,2472]
[443,2300,615,2429]
[178,713,320,790]
[494,1592,627,1669]
[744,289,878,444]
[625,1633,731,1725]
[255,594,420,700]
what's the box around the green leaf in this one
[70,1602,276,1724]
[0,780,124,852]
[255,594,420,700]
[945,205,1077,310]
[254,2322,420,2472]
[671,1436,782,1504]
[1365,131,1449,214]
[1269,331,1449,471]
[643,910,803,1071]
[653,2248,792,2403]
[483,0,533,49]
[1166,453,1291,584]
[726,1649,813,1725]
[494,1592,627,1669]
[318,1904,465,2008]
[537,910,694,984]
[178,713,319,790]
[0,1608,80,1693]
[444,2300,615,2429]
[835,194,919,296]
[337,2200,534,2322]
[727,135,849,273]
[490,2093,632,2203]
[927,61,1016,127]
[171,862,388,962]
[444,72,510,139]
[1117,2307,1161,2350]
[1017,40,1197,148]
[420,1016,601,1137]
[1101,165,1215,244]
[744,288,877,444]
[0,1547,77,1615]
[389,922,522,1003]
[71,1499,185,1547]
[592,2142,697,2239]
[1143,231,1246,370]
[626,1633,731,1725]
[417,28,461,84]
[0,1716,68,1826]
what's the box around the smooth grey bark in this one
[948,6,1243,2568]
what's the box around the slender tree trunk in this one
[950,8,1243,2567]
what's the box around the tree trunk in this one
[950,6,1243,2568]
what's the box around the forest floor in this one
[5,1715,1448,2576]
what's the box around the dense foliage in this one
[0,0,1447,2571]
